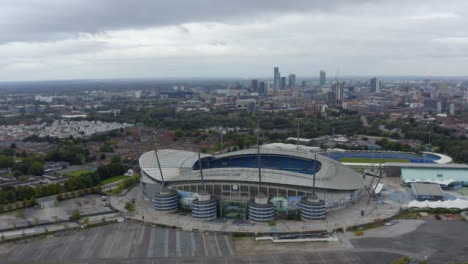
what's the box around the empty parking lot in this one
[5,221,235,262]
[2,221,409,264]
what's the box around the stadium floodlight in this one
[152,131,165,186]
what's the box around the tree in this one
[100,142,114,153]
[111,156,121,164]
[29,161,44,176]
[2,148,15,156]
[0,155,14,168]
[45,144,87,165]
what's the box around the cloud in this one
[0,0,468,80]
[0,0,374,44]
[432,37,468,44]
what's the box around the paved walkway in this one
[0,222,80,240]
[110,183,401,234]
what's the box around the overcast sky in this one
[1,0,468,81]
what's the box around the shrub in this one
[71,209,81,221]
[391,256,410,264]
[125,202,135,212]
[355,231,364,236]
[28,198,37,207]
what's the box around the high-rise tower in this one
[274,67,280,90]
[370,77,380,93]
[288,74,296,89]
[320,70,326,86]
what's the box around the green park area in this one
[67,169,94,177]
[100,175,127,185]
[339,157,410,163]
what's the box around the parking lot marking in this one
[191,232,196,257]
[164,228,169,257]
[271,255,279,264]
[84,232,99,259]
[60,231,79,259]
[8,243,28,261]
[317,252,326,264]
[224,236,234,256]
[107,222,122,258]
[213,235,222,256]
[295,255,304,264]
[176,230,181,257]
[201,233,209,257]
[36,237,52,259]
[147,227,156,258]
[342,252,353,264]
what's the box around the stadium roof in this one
[139,147,363,191]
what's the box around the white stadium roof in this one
[139,146,363,191]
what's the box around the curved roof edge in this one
[139,147,364,191]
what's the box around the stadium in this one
[139,145,364,221]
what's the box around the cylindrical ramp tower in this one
[300,194,326,220]
[192,190,217,219]
[248,193,275,222]
[153,188,179,211]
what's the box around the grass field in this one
[67,169,93,177]
[339,157,410,163]
[100,175,127,185]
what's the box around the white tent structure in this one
[408,199,468,209]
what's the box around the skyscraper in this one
[288,74,296,89]
[327,92,336,107]
[320,70,326,86]
[280,77,287,90]
[337,82,344,104]
[259,81,266,95]
[370,77,380,93]
[251,79,258,92]
[274,67,280,90]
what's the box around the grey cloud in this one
[0,0,374,43]
[1,0,468,80]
